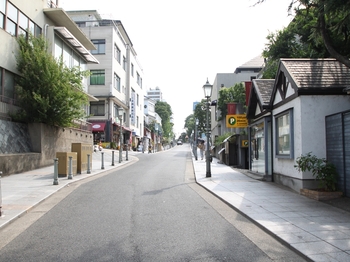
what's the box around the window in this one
[90,70,105,85]
[136,93,139,106]
[114,44,121,63]
[1,1,40,36]
[123,56,126,70]
[114,73,120,92]
[275,109,294,158]
[131,63,134,77]
[91,39,105,54]
[90,102,105,116]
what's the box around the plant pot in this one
[300,188,343,201]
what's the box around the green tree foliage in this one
[184,114,195,138]
[257,0,350,71]
[193,99,209,135]
[217,83,246,120]
[155,101,173,138]
[14,34,89,127]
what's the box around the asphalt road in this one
[0,146,306,261]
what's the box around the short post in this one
[126,144,129,161]
[53,158,59,185]
[101,152,105,169]
[112,151,115,166]
[68,156,73,179]
[0,171,2,217]
[87,154,91,174]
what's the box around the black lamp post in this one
[203,79,213,177]
[118,108,123,163]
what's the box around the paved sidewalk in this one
[192,152,350,262]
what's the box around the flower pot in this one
[300,188,343,201]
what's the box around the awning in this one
[113,123,132,133]
[91,122,106,132]
[218,148,225,154]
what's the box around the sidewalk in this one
[1,147,350,261]
[192,152,350,262]
[0,149,136,229]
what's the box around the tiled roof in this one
[281,58,350,89]
[252,79,274,105]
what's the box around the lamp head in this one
[203,78,213,98]
[118,107,124,120]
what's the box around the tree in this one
[155,101,173,139]
[217,83,246,119]
[14,34,89,127]
[193,99,209,136]
[257,0,350,69]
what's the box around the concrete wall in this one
[0,121,93,176]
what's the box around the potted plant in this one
[294,152,342,200]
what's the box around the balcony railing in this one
[47,0,58,8]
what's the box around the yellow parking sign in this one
[226,114,248,128]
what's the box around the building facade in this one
[147,87,163,101]
[0,0,98,122]
[67,10,145,148]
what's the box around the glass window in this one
[131,63,134,76]
[19,12,28,30]
[6,18,16,35]
[90,70,105,85]
[0,13,4,29]
[91,39,105,54]
[114,73,120,91]
[4,70,15,100]
[114,44,120,63]
[28,20,34,35]
[0,0,5,13]
[275,109,294,158]
[35,24,41,36]
[7,2,17,22]
[123,56,126,70]
[62,44,71,67]
[90,102,105,116]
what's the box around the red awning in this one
[91,122,106,132]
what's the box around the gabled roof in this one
[247,79,274,119]
[280,58,350,93]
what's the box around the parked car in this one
[177,140,183,145]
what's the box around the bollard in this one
[112,151,115,166]
[0,171,2,217]
[53,158,59,185]
[126,144,129,161]
[101,152,105,169]
[68,156,73,179]
[87,154,91,174]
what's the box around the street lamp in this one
[118,107,124,163]
[203,78,213,177]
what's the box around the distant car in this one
[177,140,183,145]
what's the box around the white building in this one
[67,10,145,147]
[0,0,98,121]
[147,87,163,101]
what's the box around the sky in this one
[60,0,294,136]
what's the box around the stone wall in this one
[0,120,93,176]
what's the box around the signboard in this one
[226,114,248,128]
[241,140,249,147]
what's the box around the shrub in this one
[294,152,338,192]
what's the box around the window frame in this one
[91,39,106,55]
[275,109,294,159]
[90,69,105,85]
[114,44,121,63]
[90,101,105,116]
[114,73,120,92]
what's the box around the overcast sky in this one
[61,0,294,135]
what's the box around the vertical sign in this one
[130,90,135,125]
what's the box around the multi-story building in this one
[211,56,264,143]
[67,10,145,148]
[147,87,163,101]
[0,0,98,121]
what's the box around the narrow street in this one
[0,146,306,261]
